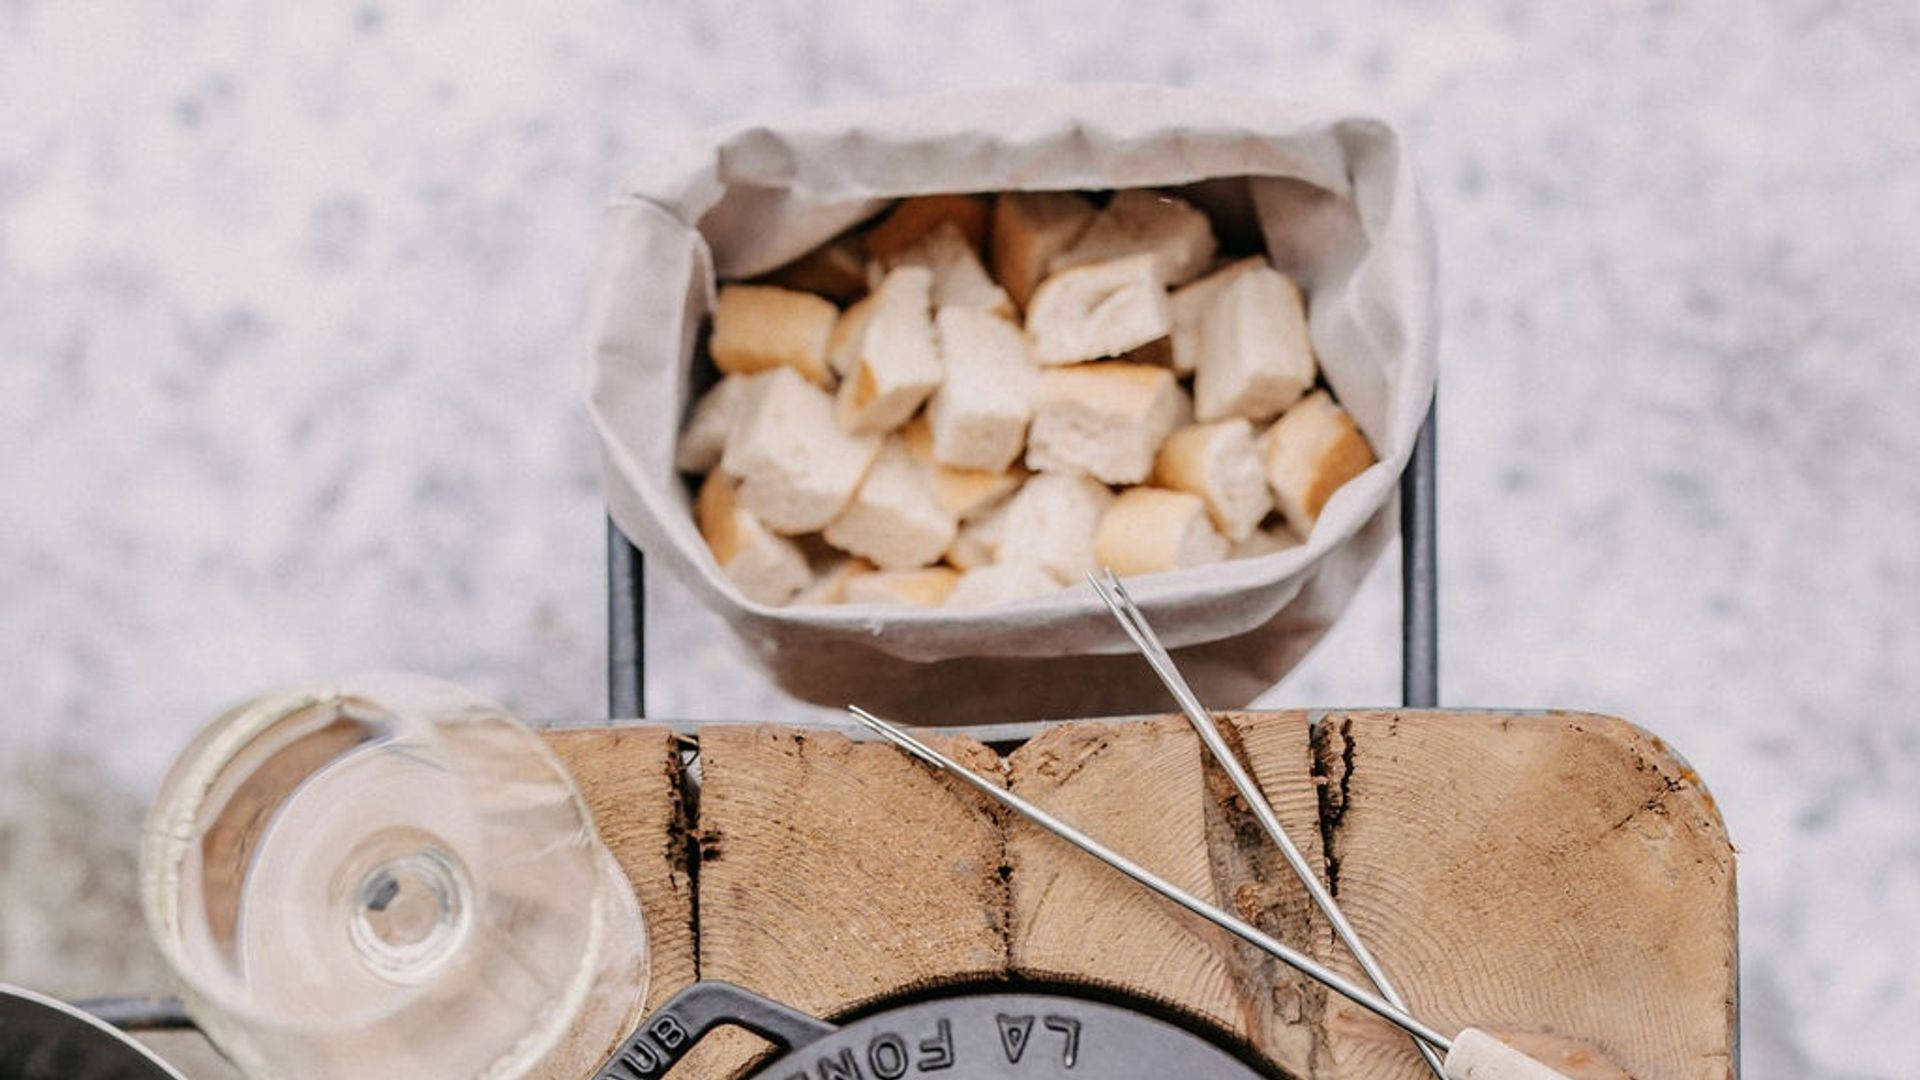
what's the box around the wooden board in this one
[551,711,1736,1080]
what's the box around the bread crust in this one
[992,190,1098,311]
[864,194,991,262]
[1261,390,1377,535]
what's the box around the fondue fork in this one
[1086,568,1447,1080]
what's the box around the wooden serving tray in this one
[544,711,1735,1080]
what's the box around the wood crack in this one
[674,743,702,982]
[1310,715,1355,899]
[1306,714,1357,1080]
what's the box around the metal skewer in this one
[1087,569,1450,1080]
[845,705,1454,1054]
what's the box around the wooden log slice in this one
[1004,719,1257,1051]
[1308,711,1736,1080]
[688,725,1008,1076]
[542,727,696,1074]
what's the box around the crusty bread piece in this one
[876,221,1013,318]
[1168,256,1264,375]
[721,366,882,533]
[927,307,1034,471]
[1261,389,1377,536]
[999,472,1115,583]
[1194,265,1316,423]
[709,283,838,387]
[695,471,812,605]
[675,374,756,474]
[863,194,990,262]
[836,265,943,434]
[823,438,958,570]
[1152,418,1273,542]
[902,415,1026,521]
[1049,189,1217,286]
[1027,362,1187,485]
[827,292,878,380]
[946,562,1061,608]
[791,556,874,606]
[760,232,868,304]
[1094,487,1229,576]
[1120,335,1174,368]
[1025,253,1172,367]
[1229,523,1304,560]
[992,190,1098,311]
[945,499,1010,571]
[842,566,960,607]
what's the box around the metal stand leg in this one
[1400,399,1439,708]
[607,516,646,719]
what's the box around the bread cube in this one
[926,307,1034,472]
[674,374,755,475]
[1025,254,1172,367]
[1194,265,1316,423]
[827,292,878,380]
[1168,256,1264,375]
[863,194,990,262]
[992,190,1098,311]
[823,439,958,570]
[878,221,1013,318]
[709,284,837,387]
[1094,487,1229,576]
[1261,390,1377,535]
[902,416,1026,522]
[1049,189,1217,286]
[1027,362,1186,485]
[721,366,882,533]
[842,566,960,607]
[947,562,1061,608]
[695,471,812,605]
[836,266,942,434]
[998,472,1115,583]
[1152,418,1273,542]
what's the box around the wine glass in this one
[141,674,649,1079]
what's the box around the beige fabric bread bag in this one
[586,84,1437,722]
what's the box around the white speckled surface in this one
[2,3,1916,1076]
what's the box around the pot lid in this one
[746,991,1268,1080]
[596,981,1271,1080]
